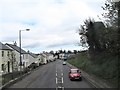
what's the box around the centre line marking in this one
[61,73,63,76]
[62,77,63,83]
[56,78,58,84]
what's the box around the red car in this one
[69,69,82,81]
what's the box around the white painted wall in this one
[0,50,13,74]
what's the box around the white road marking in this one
[62,87,64,90]
[57,86,64,90]
[56,77,58,84]
[61,73,63,76]
[58,86,62,88]
[56,65,64,90]
[62,77,63,83]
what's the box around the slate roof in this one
[29,52,37,58]
[0,42,12,50]
[6,43,27,54]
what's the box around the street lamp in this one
[19,29,30,71]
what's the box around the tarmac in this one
[1,62,114,89]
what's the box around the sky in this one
[0,0,106,53]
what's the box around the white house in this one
[28,51,38,66]
[36,54,43,66]
[40,53,47,64]
[59,53,65,60]
[5,43,36,71]
[46,53,54,62]
[0,42,15,74]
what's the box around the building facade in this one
[0,42,15,74]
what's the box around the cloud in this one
[47,41,76,48]
[0,0,105,53]
[23,42,41,48]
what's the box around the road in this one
[8,60,94,89]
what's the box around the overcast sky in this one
[0,0,105,53]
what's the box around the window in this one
[23,55,24,59]
[1,64,5,71]
[71,69,80,73]
[23,62,25,67]
[26,54,28,59]
[2,51,4,57]
[7,51,9,57]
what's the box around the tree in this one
[67,50,72,54]
[58,50,63,53]
[79,18,106,56]
[73,50,77,54]
[49,50,54,54]
[101,0,119,55]
[63,50,66,53]
[79,0,119,56]
[101,0,118,27]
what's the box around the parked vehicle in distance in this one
[63,61,66,65]
[69,69,82,81]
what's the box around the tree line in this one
[79,0,119,58]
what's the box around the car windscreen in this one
[71,70,80,73]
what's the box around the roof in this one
[0,42,12,50]
[41,53,46,57]
[6,43,27,54]
[29,52,37,58]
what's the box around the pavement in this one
[0,66,42,89]
[1,72,31,89]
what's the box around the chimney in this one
[14,41,17,46]
[27,50,30,53]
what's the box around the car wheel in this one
[79,77,82,81]
[69,77,72,81]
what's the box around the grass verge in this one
[67,51,118,88]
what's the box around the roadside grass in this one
[67,52,118,87]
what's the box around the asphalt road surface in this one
[8,60,94,89]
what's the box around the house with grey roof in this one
[5,43,37,71]
[45,52,54,62]
[36,53,47,65]
[36,54,42,66]
[27,51,39,66]
[40,53,47,64]
[0,42,15,74]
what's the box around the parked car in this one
[63,61,66,65]
[69,69,82,81]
